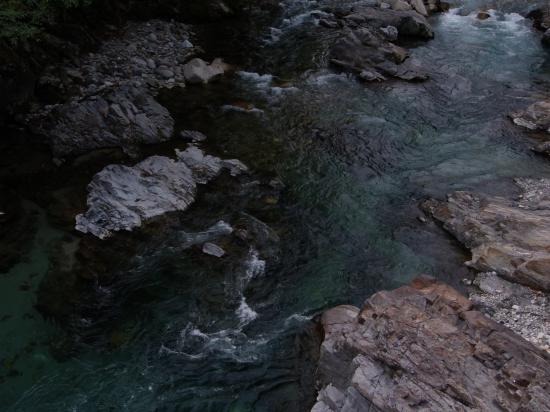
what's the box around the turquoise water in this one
[2,1,550,411]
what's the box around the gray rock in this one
[543,29,550,46]
[75,147,248,239]
[202,242,226,257]
[31,86,174,157]
[422,178,550,291]
[312,276,550,411]
[183,58,226,84]
[328,5,432,83]
[379,25,398,41]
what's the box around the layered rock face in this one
[319,4,435,82]
[422,178,550,292]
[312,276,550,412]
[76,146,248,239]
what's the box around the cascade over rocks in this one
[422,178,550,292]
[75,146,248,239]
[312,276,550,412]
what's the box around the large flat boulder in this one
[422,178,550,292]
[312,276,550,411]
[75,146,247,239]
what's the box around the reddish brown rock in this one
[312,276,550,412]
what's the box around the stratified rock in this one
[312,276,550,412]
[422,178,550,291]
[511,100,550,133]
[183,58,226,84]
[75,146,248,239]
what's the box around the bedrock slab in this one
[312,276,550,412]
[422,178,550,292]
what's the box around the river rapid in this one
[2,0,550,411]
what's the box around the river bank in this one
[2,0,550,410]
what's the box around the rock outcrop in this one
[75,146,248,239]
[312,276,550,412]
[28,20,228,158]
[321,5,433,82]
[422,178,550,292]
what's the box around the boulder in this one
[349,6,434,39]
[422,178,550,292]
[312,276,550,411]
[330,26,428,82]
[75,146,248,239]
[31,86,174,157]
[183,58,226,84]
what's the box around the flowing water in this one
[2,0,550,411]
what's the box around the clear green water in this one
[2,1,550,411]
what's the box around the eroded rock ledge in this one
[312,276,550,412]
[422,178,550,292]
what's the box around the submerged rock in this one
[75,146,248,239]
[422,178,550,291]
[312,276,550,411]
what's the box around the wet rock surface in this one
[321,5,434,82]
[76,145,248,239]
[422,178,550,292]
[312,276,550,412]
[27,20,228,158]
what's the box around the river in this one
[2,0,550,410]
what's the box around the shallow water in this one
[2,1,550,411]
